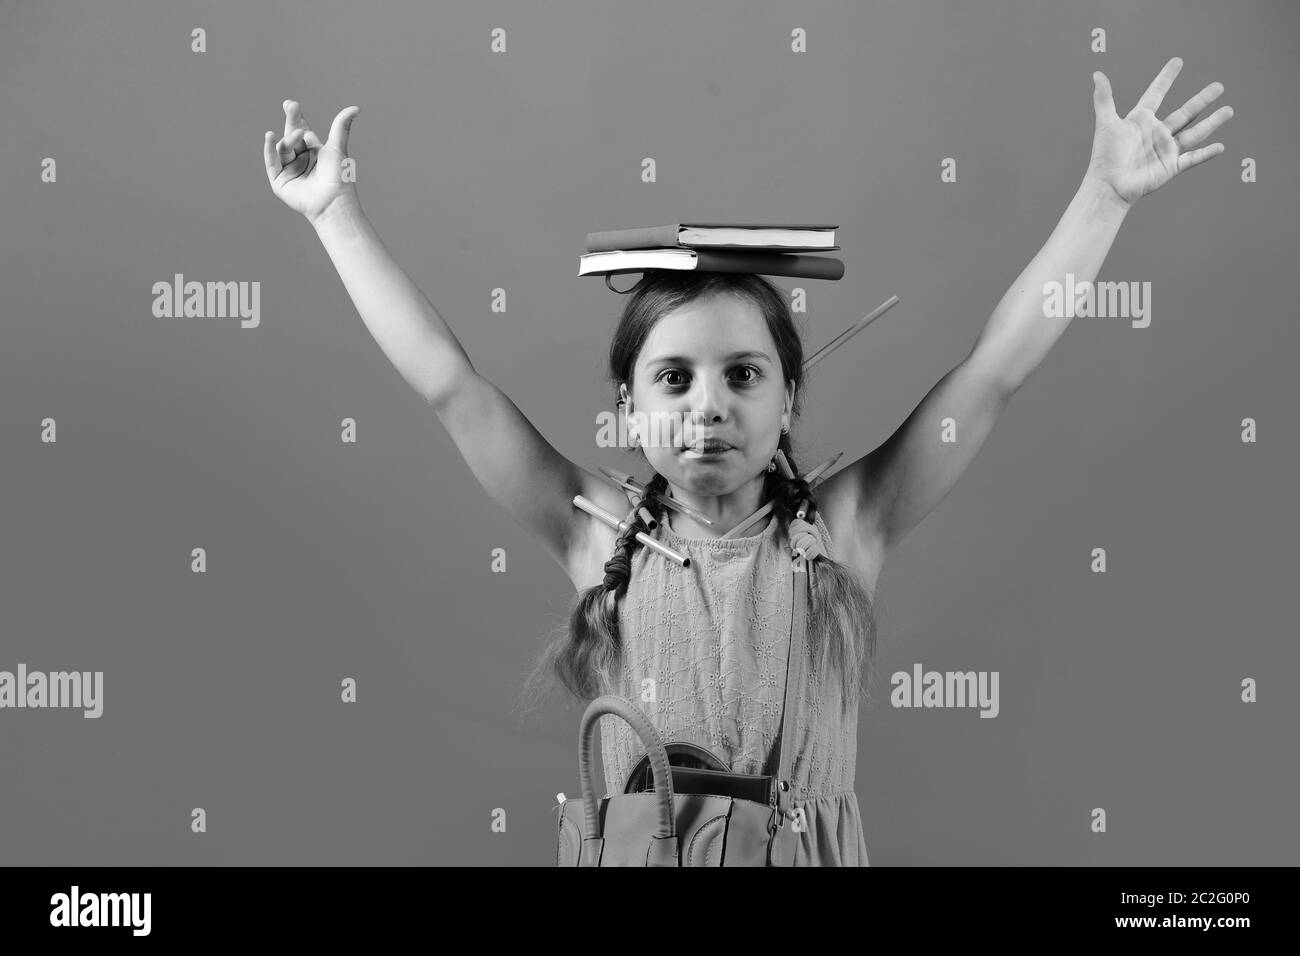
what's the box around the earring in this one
[781,424,789,435]
[766,457,777,473]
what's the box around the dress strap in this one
[772,553,811,822]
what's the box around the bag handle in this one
[578,694,679,866]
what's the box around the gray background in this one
[1,0,1296,865]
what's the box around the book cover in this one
[586,222,839,253]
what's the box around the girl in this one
[261,57,1231,865]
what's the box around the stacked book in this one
[578,222,844,282]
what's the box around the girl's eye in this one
[655,366,762,389]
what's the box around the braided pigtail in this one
[598,471,670,617]
[519,473,669,706]
[769,434,878,711]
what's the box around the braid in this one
[769,433,879,711]
[600,472,669,616]
[775,474,816,526]
[522,471,671,704]
[768,433,816,535]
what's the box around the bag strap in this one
[769,551,811,821]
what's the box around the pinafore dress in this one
[598,509,871,866]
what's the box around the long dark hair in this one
[519,272,877,714]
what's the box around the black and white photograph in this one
[1,0,1294,936]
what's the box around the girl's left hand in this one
[1086,57,1233,207]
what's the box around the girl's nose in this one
[691,379,729,423]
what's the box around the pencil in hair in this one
[723,451,844,538]
[573,495,690,567]
[804,295,899,371]
[596,467,714,526]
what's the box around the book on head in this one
[577,247,844,281]
[586,222,838,253]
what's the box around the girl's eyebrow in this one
[644,350,773,370]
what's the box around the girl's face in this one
[621,294,794,498]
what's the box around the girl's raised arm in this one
[819,59,1231,559]
[264,100,629,583]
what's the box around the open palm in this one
[1088,57,1233,206]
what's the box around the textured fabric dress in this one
[598,509,872,866]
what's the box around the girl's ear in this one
[618,384,633,423]
[619,384,640,445]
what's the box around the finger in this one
[1092,71,1119,123]
[274,128,309,169]
[326,106,360,155]
[274,133,295,165]
[282,127,307,158]
[1161,81,1224,134]
[1176,142,1225,175]
[282,99,305,139]
[263,130,282,183]
[296,104,322,144]
[1174,104,1233,150]
[1133,56,1183,116]
[303,129,325,149]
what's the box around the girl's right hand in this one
[263,100,361,224]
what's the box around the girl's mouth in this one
[684,439,733,457]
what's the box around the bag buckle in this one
[772,778,793,829]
